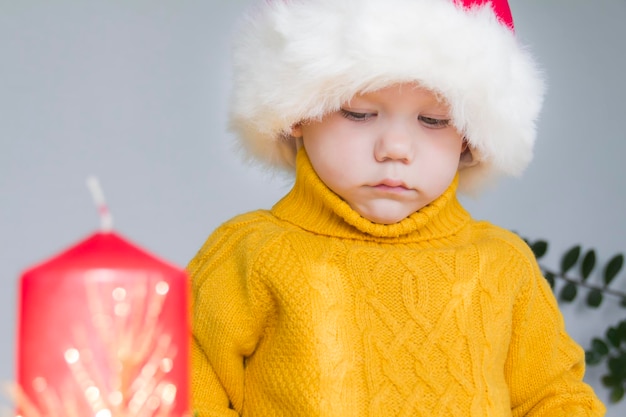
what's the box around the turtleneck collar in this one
[272,148,471,243]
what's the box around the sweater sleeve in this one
[187,217,270,417]
[506,245,606,417]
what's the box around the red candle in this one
[16,228,190,416]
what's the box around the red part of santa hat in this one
[459,0,514,29]
[228,0,545,192]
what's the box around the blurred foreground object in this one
[14,177,190,416]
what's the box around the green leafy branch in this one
[526,239,626,403]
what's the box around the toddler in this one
[188,0,606,416]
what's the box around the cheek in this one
[431,135,464,163]
[303,128,366,167]
[302,137,343,182]
[304,142,365,198]
[417,139,462,181]
[311,152,357,190]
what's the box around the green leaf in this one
[560,246,581,274]
[581,249,596,280]
[607,327,621,348]
[608,356,626,377]
[602,375,620,387]
[610,386,625,403]
[559,282,578,302]
[591,338,609,356]
[586,350,603,366]
[618,321,626,343]
[544,271,555,289]
[621,297,626,308]
[604,254,624,286]
[531,240,548,259]
[586,289,603,308]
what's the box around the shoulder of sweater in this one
[187,209,295,293]
[205,208,297,236]
[190,209,291,265]
[469,220,538,264]
[218,209,278,230]
[466,222,547,298]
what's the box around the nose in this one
[374,122,414,163]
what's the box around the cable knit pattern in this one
[189,149,605,417]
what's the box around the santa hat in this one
[228,0,545,192]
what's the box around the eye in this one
[418,115,450,129]
[340,109,376,121]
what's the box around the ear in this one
[459,139,479,169]
[290,123,303,138]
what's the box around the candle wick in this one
[86,176,114,232]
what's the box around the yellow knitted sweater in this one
[189,150,605,417]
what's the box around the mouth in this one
[372,179,411,193]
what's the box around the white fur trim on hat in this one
[228,0,545,192]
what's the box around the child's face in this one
[292,83,464,224]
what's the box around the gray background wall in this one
[1,1,625,415]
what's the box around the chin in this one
[362,211,411,225]
[354,202,421,225]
